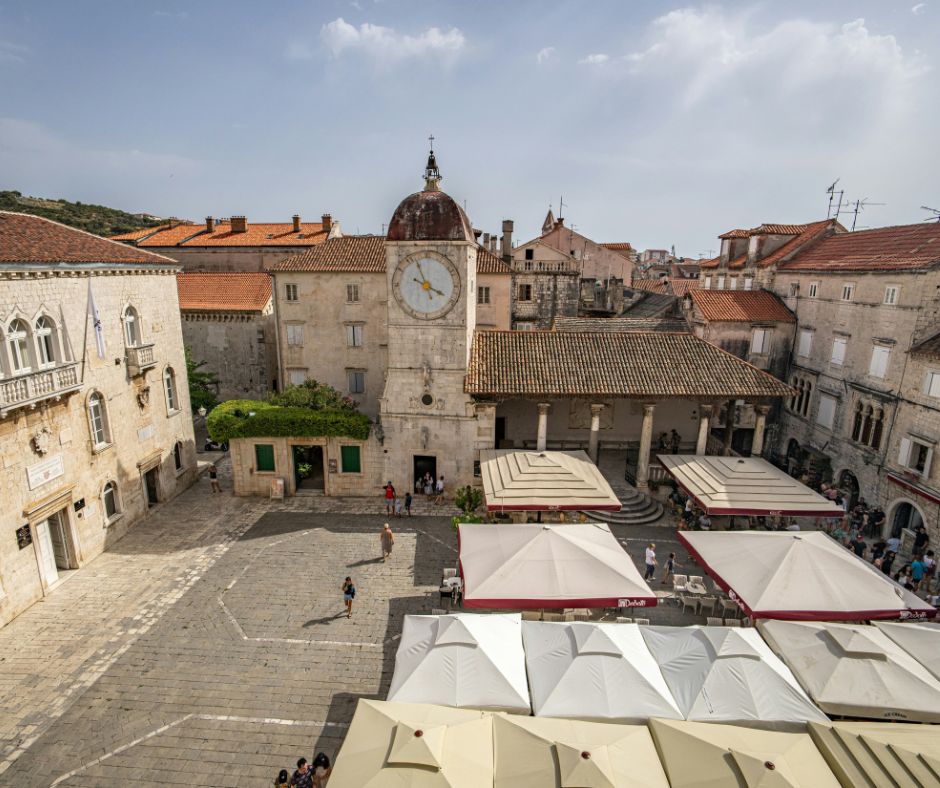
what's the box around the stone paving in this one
[0,459,713,787]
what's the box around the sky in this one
[1,1,939,255]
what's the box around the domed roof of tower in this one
[387,148,474,242]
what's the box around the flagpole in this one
[80,277,91,384]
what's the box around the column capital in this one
[537,402,552,415]
[590,403,605,416]
[698,404,714,416]
[755,404,771,416]
[642,402,656,414]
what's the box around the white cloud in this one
[912,3,927,14]
[319,17,465,62]
[578,53,609,65]
[536,46,555,64]
[0,40,29,64]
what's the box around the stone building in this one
[0,212,197,627]
[177,272,277,401]
[111,213,340,272]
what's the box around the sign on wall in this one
[328,459,338,474]
[16,524,32,549]
[137,424,154,442]
[26,454,65,491]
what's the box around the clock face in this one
[392,254,461,320]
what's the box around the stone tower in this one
[379,149,481,491]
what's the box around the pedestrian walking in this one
[342,576,356,618]
[383,481,396,516]
[274,769,290,787]
[914,525,929,558]
[311,753,332,788]
[423,472,433,496]
[911,556,926,592]
[435,475,445,505]
[404,491,413,516]
[208,464,221,493]
[661,552,678,585]
[394,496,403,518]
[644,543,657,580]
[291,758,314,788]
[881,551,896,576]
[381,523,395,561]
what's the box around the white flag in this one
[87,280,106,360]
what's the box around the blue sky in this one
[1,1,938,254]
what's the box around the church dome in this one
[386,148,474,242]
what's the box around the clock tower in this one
[379,148,481,490]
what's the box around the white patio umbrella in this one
[679,530,936,621]
[459,522,656,610]
[387,613,530,713]
[758,620,940,722]
[874,620,940,681]
[522,621,682,722]
[640,625,828,728]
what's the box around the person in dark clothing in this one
[274,769,290,787]
[850,535,867,559]
[881,551,896,577]
[291,758,314,788]
[914,526,929,558]
[311,752,332,788]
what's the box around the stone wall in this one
[146,246,309,272]
[511,271,580,329]
[475,272,511,330]
[0,268,197,627]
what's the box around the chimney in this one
[321,213,333,233]
[205,216,214,233]
[501,219,514,262]
[292,214,301,233]
[490,235,497,252]
[482,232,490,249]
[230,215,247,233]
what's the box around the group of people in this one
[844,524,937,597]
[382,475,446,516]
[274,754,331,787]
[657,430,682,454]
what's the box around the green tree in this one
[186,347,219,414]
[269,379,358,411]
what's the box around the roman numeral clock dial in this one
[392,253,461,320]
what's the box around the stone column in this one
[696,404,713,455]
[636,402,656,489]
[588,403,604,463]
[536,402,551,452]
[722,400,736,456]
[751,405,770,457]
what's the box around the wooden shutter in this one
[899,437,911,468]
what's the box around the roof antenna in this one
[558,194,567,221]
[921,205,940,223]
[825,179,844,220]
[848,197,885,231]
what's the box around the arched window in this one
[163,367,178,412]
[851,401,863,441]
[102,480,120,521]
[123,306,141,347]
[790,378,799,412]
[173,441,184,471]
[88,391,111,447]
[861,406,874,445]
[802,382,812,417]
[871,409,884,450]
[35,315,56,368]
[7,319,32,373]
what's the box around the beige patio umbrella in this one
[807,720,940,788]
[328,699,493,788]
[492,713,669,788]
[649,718,841,788]
[874,621,940,681]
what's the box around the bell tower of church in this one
[379,147,481,490]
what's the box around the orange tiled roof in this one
[778,223,940,272]
[631,278,669,294]
[553,316,690,333]
[466,331,792,398]
[602,242,634,258]
[701,220,835,270]
[477,245,511,274]
[669,279,701,296]
[0,211,176,265]
[114,220,329,248]
[718,229,749,239]
[177,272,272,312]
[691,290,795,323]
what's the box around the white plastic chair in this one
[698,596,718,616]
[672,574,689,594]
[724,619,742,627]
[634,618,650,625]
[542,612,563,622]
[616,616,633,623]
[431,608,447,616]
[706,617,724,626]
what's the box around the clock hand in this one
[415,260,427,280]
[428,285,445,297]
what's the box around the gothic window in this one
[851,399,886,450]
[860,405,874,445]
[35,316,57,368]
[871,409,884,449]
[102,480,120,521]
[123,305,141,347]
[851,402,863,442]
[7,319,32,373]
[164,367,179,412]
[88,391,111,447]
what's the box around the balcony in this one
[0,362,82,417]
[126,343,157,376]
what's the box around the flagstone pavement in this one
[0,459,704,787]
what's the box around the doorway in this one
[144,467,160,507]
[34,509,74,589]
[837,470,860,509]
[292,445,324,492]
[890,501,924,538]
[495,417,507,448]
[413,455,437,494]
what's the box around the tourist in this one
[208,464,221,493]
[435,475,445,504]
[924,550,936,590]
[291,758,314,788]
[274,769,290,787]
[312,752,332,787]
[394,496,403,518]
[423,472,434,496]
[896,564,915,591]
[881,551,896,576]
[670,429,681,454]
[661,552,678,585]
[644,543,657,580]
[342,576,356,618]
[383,481,396,516]
[697,513,712,531]
[914,525,929,558]
[404,491,413,516]
[850,533,867,559]
[381,523,395,561]
[658,432,669,451]
[870,507,885,534]
[911,555,926,591]
[871,540,887,563]
[886,533,901,555]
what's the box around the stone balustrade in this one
[0,362,82,416]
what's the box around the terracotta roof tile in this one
[476,245,511,274]
[779,223,940,272]
[0,211,176,265]
[553,316,690,333]
[911,331,940,358]
[669,279,701,296]
[177,272,272,312]
[114,220,329,248]
[702,220,835,270]
[754,223,813,235]
[691,290,795,323]
[719,229,749,239]
[466,331,792,398]
[602,242,635,258]
[631,278,669,294]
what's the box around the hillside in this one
[0,190,165,237]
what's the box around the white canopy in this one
[387,613,530,713]
[659,454,845,517]
[522,621,682,722]
[639,625,828,729]
[679,530,936,621]
[459,522,656,610]
[874,621,940,681]
[479,449,621,512]
[758,620,940,722]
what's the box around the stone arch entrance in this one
[836,469,860,509]
[785,439,802,474]
[887,498,925,539]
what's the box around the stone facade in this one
[0,265,197,627]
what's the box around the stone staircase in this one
[582,450,664,526]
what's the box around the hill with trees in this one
[0,190,166,236]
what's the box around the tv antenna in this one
[847,197,885,231]
[558,195,567,218]
[921,205,940,223]
[826,179,845,219]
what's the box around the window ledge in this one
[175,466,187,478]
[104,512,124,528]
[167,408,182,418]
[92,442,114,456]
